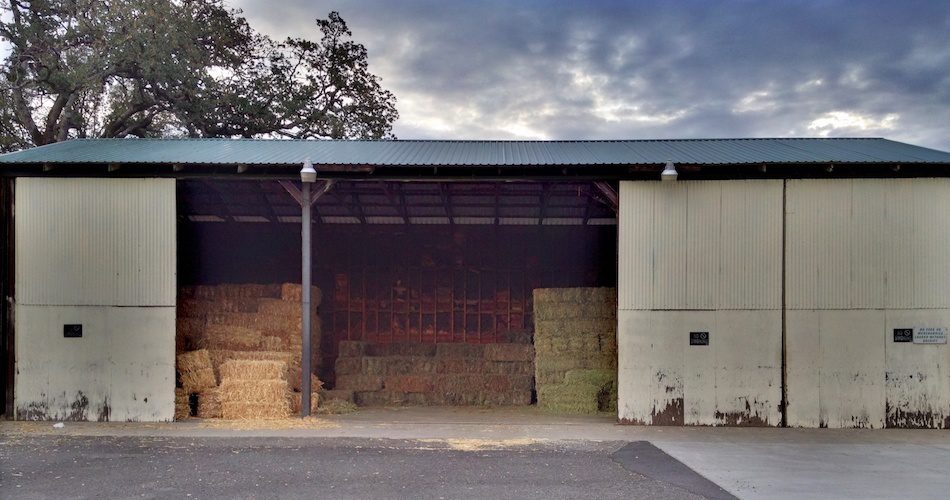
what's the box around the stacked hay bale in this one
[333,340,534,406]
[175,283,322,419]
[218,360,291,419]
[533,288,618,414]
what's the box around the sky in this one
[232,0,950,151]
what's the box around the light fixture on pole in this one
[299,158,315,417]
[301,158,317,183]
[661,160,678,181]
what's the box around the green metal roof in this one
[1,137,948,167]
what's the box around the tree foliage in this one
[0,1,398,152]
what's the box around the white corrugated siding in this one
[619,180,782,311]
[617,180,783,426]
[787,179,950,310]
[15,178,176,307]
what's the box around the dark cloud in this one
[234,0,950,150]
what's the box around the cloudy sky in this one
[234,0,949,150]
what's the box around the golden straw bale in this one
[261,336,283,351]
[180,368,217,394]
[220,401,291,420]
[198,324,262,351]
[197,388,222,418]
[289,391,320,414]
[258,298,301,318]
[218,378,292,420]
[175,388,191,420]
[220,360,288,381]
[177,349,213,373]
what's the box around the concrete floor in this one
[3,406,949,499]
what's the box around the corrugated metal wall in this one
[617,180,783,426]
[618,180,782,310]
[618,178,950,428]
[15,178,176,422]
[16,178,175,306]
[785,178,950,428]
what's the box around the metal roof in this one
[1,137,948,167]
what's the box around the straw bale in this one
[289,391,320,414]
[258,298,302,318]
[177,349,213,373]
[220,359,288,381]
[178,298,214,319]
[196,388,222,418]
[435,343,486,358]
[261,336,283,351]
[174,388,191,420]
[338,341,368,358]
[219,379,290,404]
[367,342,437,357]
[335,375,384,391]
[384,375,433,393]
[321,389,355,403]
[335,357,362,375]
[220,400,290,420]
[278,283,323,306]
[208,350,296,378]
[199,324,262,351]
[484,344,534,362]
[180,368,217,394]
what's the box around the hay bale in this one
[220,360,288,381]
[196,388,222,418]
[199,324,263,351]
[258,299,302,318]
[484,344,534,362]
[261,336,283,351]
[208,350,296,379]
[338,341,368,358]
[289,391,320,414]
[218,379,291,420]
[175,388,191,420]
[177,349,217,393]
[435,343,486,358]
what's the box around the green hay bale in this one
[538,369,618,415]
[316,398,358,414]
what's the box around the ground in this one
[2,407,949,499]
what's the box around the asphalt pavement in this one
[0,435,732,499]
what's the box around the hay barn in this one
[1,138,950,427]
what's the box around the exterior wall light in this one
[300,158,317,183]
[661,160,678,181]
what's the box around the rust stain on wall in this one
[651,397,684,425]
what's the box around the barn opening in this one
[175,178,618,417]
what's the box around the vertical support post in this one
[301,181,312,418]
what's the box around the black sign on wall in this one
[689,331,710,346]
[63,324,83,338]
[893,328,913,343]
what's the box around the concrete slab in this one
[4,406,949,499]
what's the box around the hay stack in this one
[177,349,217,393]
[217,359,291,419]
[220,359,288,381]
[197,388,222,418]
[199,324,263,351]
[175,388,191,420]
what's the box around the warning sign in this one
[914,327,948,345]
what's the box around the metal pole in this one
[301,181,312,417]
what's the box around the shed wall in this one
[617,178,950,428]
[617,180,783,426]
[14,178,176,421]
[785,179,950,428]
